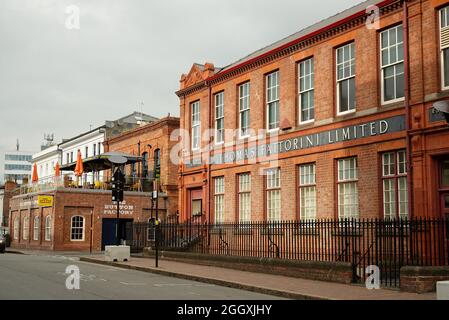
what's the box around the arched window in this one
[33,216,40,241]
[70,216,84,241]
[142,152,148,178]
[45,216,52,241]
[154,149,161,179]
[154,149,161,169]
[23,216,29,240]
[13,217,19,240]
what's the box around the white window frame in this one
[191,101,201,151]
[382,150,408,220]
[45,216,52,241]
[33,216,40,241]
[214,92,225,145]
[266,71,280,133]
[380,25,405,105]
[337,158,359,220]
[70,216,85,241]
[336,43,356,115]
[238,173,251,223]
[298,58,315,124]
[440,6,449,90]
[238,82,251,139]
[266,168,281,221]
[23,216,29,241]
[299,164,317,221]
[13,217,19,240]
[214,177,225,224]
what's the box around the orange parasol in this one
[54,162,61,177]
[32,163,39,183]
[74,150,84,177]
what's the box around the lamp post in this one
[433,101,449,125]
[109,155,127,247]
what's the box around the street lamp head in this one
[433,100,449,125]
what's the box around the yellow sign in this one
[38,195,54,207]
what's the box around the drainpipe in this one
[403,0,414,218]
[180,94,186,222]
[207,83,212,224]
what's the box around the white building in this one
[59,126,105,184]
[32,145,62,183]
[30,112,158,186]
[3,150,33,184]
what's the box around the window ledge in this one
[381,98,405,107]
[424,90,449,103]
[336,110,356,118]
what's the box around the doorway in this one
[101,218,133,250]
[439,158,449,218]
[189,188,203,222]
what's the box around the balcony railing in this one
[17,175,156,195]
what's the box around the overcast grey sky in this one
[0,0,363,154]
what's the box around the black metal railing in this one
[129,217,449,287]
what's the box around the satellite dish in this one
[108,155,127,165]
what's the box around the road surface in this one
[0,253,282,300]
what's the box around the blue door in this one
[101,219,117,250]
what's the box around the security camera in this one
[433,101,449,125]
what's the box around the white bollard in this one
[437,281,449,300]
[105,245,130,262]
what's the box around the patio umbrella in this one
[32,163,39,183]
[54,162,60,177]
[74,150,84,177]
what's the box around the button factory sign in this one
[206,115,406,166]
[103,201,135,216]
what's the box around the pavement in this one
[80,254,437,300]
[0,252,282,300]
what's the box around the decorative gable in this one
[180,62,218,90]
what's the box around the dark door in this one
[101,218,134,250]
[101,219,116,250]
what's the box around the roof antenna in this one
[140,101,144,116]
[16,139,19,151]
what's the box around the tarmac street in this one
[0,253,282,300]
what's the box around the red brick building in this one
[104,116,180,220]
[9,190,152,251]
[8,117,180,252]
[176,0,449,223]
